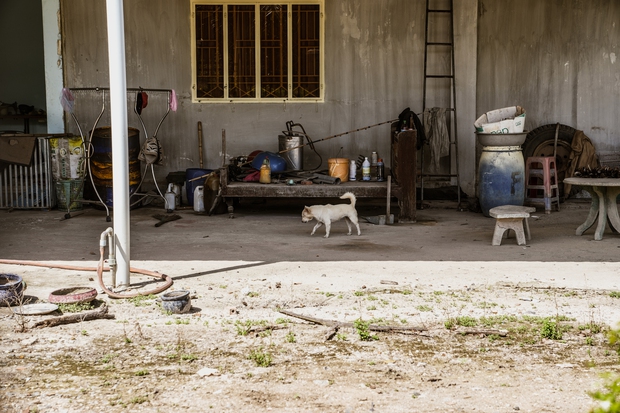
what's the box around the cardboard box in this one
[474,106,526,134]
[0,136,36,166]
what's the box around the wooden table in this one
[563,177,620,240]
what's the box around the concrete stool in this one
[489,205,536,246]
[524,156,560,214]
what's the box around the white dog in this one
[301,192,361,238]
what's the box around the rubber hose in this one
[0,256,173,299]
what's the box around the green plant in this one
[286,331,296,343]
[126,294,156,307]
[610,291,620,299]
[336,333,347,341]
[134,370,149,376]
[589,373,620,412]
[275,318,289,325]
[181,353,197,362]
[366,305,377,311]
[354,319,378,341]
[455,316,478,327]
[416,305,432,312]
[248,347,273,367]
[58,302,94,313]
[540,318,563,340]
[354,291,365,297]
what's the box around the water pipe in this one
[106,0,131,288]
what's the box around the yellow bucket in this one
[328,158,349,183]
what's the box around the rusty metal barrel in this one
[89,127,142,208]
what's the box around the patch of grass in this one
[181,354,197,362]
[134,370,149,376]
[366,305,377,311]
[354,318,379,341]
[367,295,378,301]
[101,353,116,364]
[336,333,347,341]
[248,347,273,367]
[175,319,190,325]
[247,292,259,298]
[354,291,365,297]
[609,291,620,299]
[455,316,478,327]
[475,301,498,309]
[480,315,518,327]
[275,318,290,325]
[58,301,94,313]
[126,294,156,307]
[401,289,412,295]
[416,305,433,312]
[129,396,148,404]
[540,318,563,340]
[286,332,296,343]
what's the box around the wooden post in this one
[393,129,416,223]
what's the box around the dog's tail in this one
[340,192,356,208]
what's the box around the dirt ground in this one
[2,196,620,412]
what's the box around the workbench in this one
[218,127,417,222]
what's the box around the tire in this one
[523,124,576,198]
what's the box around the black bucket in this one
[88,127,142,208]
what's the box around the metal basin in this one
[476,132,527,147]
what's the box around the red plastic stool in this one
[524,156,560,214]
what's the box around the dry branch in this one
[278,309,427,333]
[31,304,114,328]
[456,328,508,337]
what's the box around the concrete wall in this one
[0,1,47,133]
[477,0,620,155]
[59,0,479,194]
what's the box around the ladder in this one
[420,0,462,210]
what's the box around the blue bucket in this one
[186,168,212,206]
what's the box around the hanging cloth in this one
[423,107,450,172]
[564,130,599,196]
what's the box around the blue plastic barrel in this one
[478,145,525,217]
[186,168,212,206]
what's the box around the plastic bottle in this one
[349,159,357,181]
[362,157,371,181]
[376,158,384,182]
[371,151,378,166]
[171,183,181,206]
[165,183,176,212]
[259,157,271,184]
[193,186,205,212]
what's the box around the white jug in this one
[194,185,205,213]
[165,183,176,211]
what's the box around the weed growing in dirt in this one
[58,301,94,313]
[354,319,378,341]
[286,332,296,343]
[275,318,290,325]
[248,347,272,367]
[134,369,149,376]
[609,291,620,299]
[540,318,563,340]
[126,294,156,307]
[589,324,620,411]
[416,305,432,312]
[336,333,347,341]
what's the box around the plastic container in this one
[362,157,371,181]
[194,186,205,212]
[376,159,384,182]
[349,159,357,181]
[478,145,525,217]
[328,158,349,183]
[186,168,212,206]
[55,179,83,211]
[0,273,24,306]
[165,183,176,211]
[259,158,271,184]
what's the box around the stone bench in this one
[489,205,536,246]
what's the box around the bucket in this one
[49,136,84,179]
[160,290,191,314]
[55,179,83,211]
[278,134,304,171]
[328,158,349,183]
[186,168,212,206]
[0,273,24,306]
[88,127,142,208]
[478,145,525,217]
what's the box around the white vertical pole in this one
[41,0,64,133]
[106,0,130,288]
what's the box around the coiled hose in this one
[0,255,173,299]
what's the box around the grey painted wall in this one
[477,0,620,155]
[59,0,478,194]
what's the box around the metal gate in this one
[0,137,55,210]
